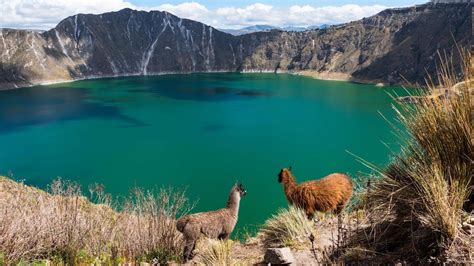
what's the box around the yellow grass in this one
[259,206,317,249]
[194,239,235,265]
[360,48,473,262]
[0,177,191,264]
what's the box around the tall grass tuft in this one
[0,177,191,264]
[195,239,235,265]
[361,49,473,262]
[259,206,317,249]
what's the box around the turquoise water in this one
[0,73,403,234]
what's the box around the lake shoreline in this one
[1,70,401,91]
[294,70,388,87]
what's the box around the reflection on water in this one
[202,123,229,132]
[0,86,146,134]
[131,86,272,101]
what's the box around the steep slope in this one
[0,9,240,89]
[237,4,471,84]
[0,3,471,89]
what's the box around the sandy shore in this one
[294,70,386,87]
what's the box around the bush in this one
[195,239,235,265]
[259,206,317,249]
[0,178,191,264]
[361,49,473,262]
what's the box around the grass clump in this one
[115,187,189,263]
[358,49,473,262]
[195,239,235,265]
[259,206,316,249]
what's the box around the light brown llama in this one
[278,167,353,219]
[176,183,247,262]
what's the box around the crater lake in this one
[0,73,404,234]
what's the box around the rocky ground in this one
[182,214,361,265]
[184,214,474,265]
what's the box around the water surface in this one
[0,73,403,234]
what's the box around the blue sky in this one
[1,0,429,30]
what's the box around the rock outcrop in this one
[264,247,296,264]
[0,3,471,89]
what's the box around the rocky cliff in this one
[0,3,471,89]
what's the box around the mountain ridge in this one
[0,3,471,90]
[219,25,326,36]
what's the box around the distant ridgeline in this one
[431,0,471,3]
[0,3,471,89]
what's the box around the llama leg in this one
[305,208,314,220]
[335,204,344,225]
[183,238,197,262]
[182,224,200,262]
[189,240,197,259]
[335,201,346,216]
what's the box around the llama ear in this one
[288,166,293,171]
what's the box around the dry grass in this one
[194,239,235,265]
[0,177,191,264]
[259,206,317,249]
[355,49,473,262]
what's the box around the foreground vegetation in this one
[0,177,191,264]
[343,49,473,263]
[0,51,472,265]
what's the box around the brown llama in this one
[278,167,353,219]
[176,183,247,262]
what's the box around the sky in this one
[0,0,428,30]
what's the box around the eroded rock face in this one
[236,4,471,84]
[0,4,471,89]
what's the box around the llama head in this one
[232,182,247,197]
[278,166,293,183]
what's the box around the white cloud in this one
[286,4,388,26]
[214,3,388,28]
[289,5,316,13]
[216,3,279,27]
[0,0,136,29]
[0,0,389,30]
[155,2,211,23]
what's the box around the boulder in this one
[264,247,295,265]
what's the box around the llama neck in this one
[283,175,298,196]
[226,192,240,217]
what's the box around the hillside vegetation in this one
[0,177,191,264]
[347,49,473,263]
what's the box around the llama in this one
[176,183,247,262]
[278,167,353,219]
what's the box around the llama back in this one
[176,209,230,235]
[303,173,352,193]
[325,173,353,202]
[176,212,207,232]
[296,173,353,213]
